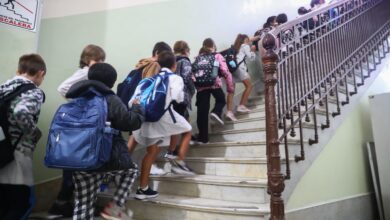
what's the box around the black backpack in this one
[192,53,219,87]
[220,46,245,73]
[0,83,36,168]
[117,68,143,107]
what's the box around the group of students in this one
[0,33,260,219]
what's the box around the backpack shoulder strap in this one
[0,83,37,105]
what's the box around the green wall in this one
[0,25,38,83]
[286,58,390,210]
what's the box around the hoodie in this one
[0,76,44,151]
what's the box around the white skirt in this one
[133,107,192,147]
[0,149,34,186]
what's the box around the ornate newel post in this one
[262,33,285,220]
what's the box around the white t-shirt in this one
[57,67,89,97]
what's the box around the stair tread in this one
[210,127,265,135]
[190,140,303,148]
[184,157,268,163]
[221,116,265,125]
[248,95,264,101]
[151,174,267,187]
[182,157,294,163]
[236,106,264,115]
[129,194,269,214]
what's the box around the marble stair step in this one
[235,107,265,119]
[150,174,268,203]
[247,95,264,105]
[209,123,318,142]
[213,116,265,132]
[208,127,265,142]
[188,140,303,158]
[246,96,264,106]
[157,157,292,178]
[126,194,269,220]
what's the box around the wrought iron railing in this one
[261,0,390,219]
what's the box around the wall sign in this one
[0,0,40,32]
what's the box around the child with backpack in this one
[118,42,172,176]
[192,38,234,143]
[130,51,193,199]
[49,44,106,218]
[230,34,257,113]
[58,44,105,97]
[164,40,196,174]
[0,54,46,219]
[56,63,144,220]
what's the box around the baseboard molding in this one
[286,193,377,220]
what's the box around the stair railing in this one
[261,0,390,219]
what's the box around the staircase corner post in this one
[261,33,285,220]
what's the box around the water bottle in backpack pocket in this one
[212,60,220,78]
[45,89,119,171]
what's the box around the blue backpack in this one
[132,71,176,123]
[117,68,143,108]
[45,89,119,170]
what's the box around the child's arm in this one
[215,54,235,94]
[58,68,88,97]
[108,95,145,131]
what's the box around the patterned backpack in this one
[192,53,219,87]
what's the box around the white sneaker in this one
[210,112,224,125]
[237,105,251,113]
[225,111,237,121]
[101,202,133,220]
[150,164,166,175]
[170,160,196,176]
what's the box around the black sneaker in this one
[164,150,178,160]
[48,200,74,218]
[171,160,196,175]
[191,134,209,145]
[135,186,159,200]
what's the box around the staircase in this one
[94,1,390,219]
[119,41,390,220]
[123,93,271,220]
